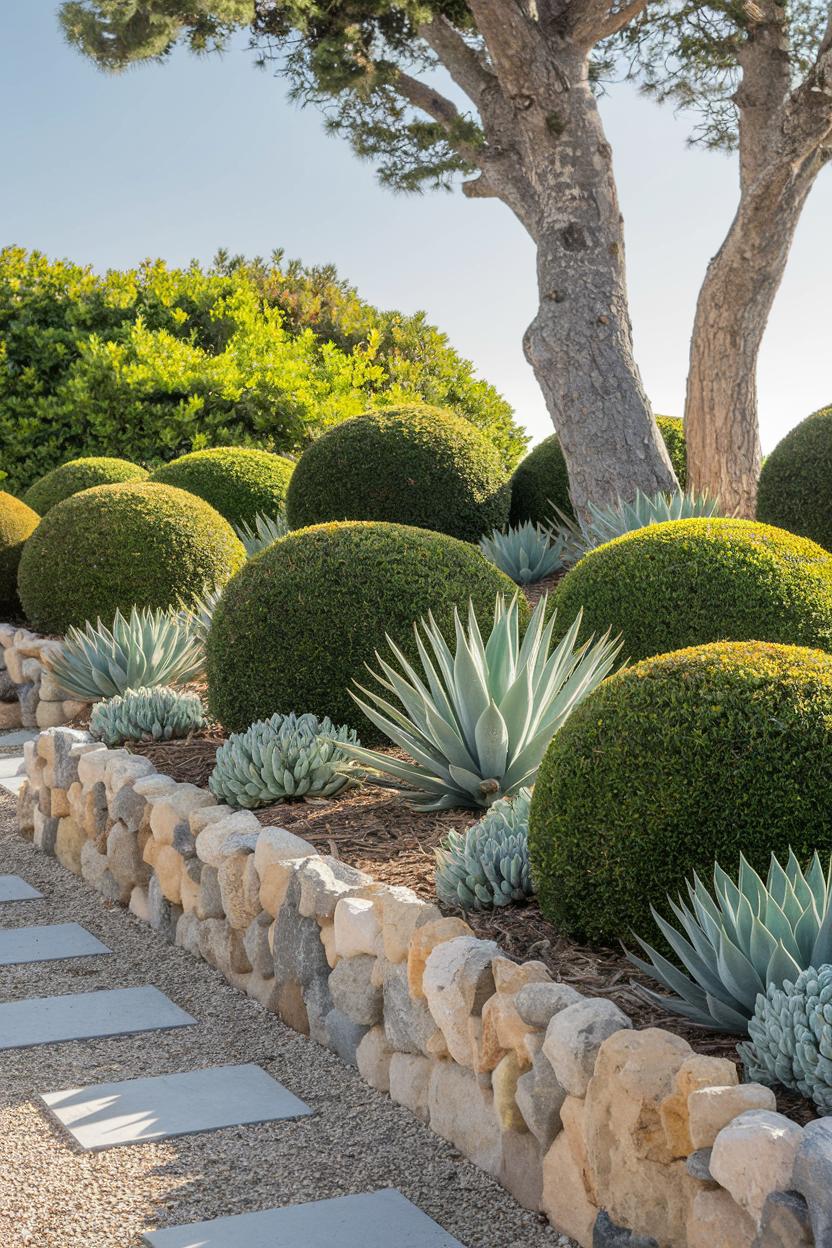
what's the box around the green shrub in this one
[509,418,686,526]
[757,405,832,550]
[207,521,526,737]
[150,447,294,528]
[23,457,148,516]
[529,641,832,943]
[18,482,245,633]
[285,406,510,541]
[554,517,832,661]
[0,492,39,609]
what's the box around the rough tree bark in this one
[686,0,832,515]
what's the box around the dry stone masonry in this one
[14,727,832,1248]
[0,622,80,731]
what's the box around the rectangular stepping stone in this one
[0,730,37,748]
[0,753,25,794]
[0,922,109,966]
[42,1062,311,1150]
[0,986,196,1050]
[0,875,42,903]
[142,1189,466,1247]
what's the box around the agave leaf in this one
[717,930,765,1010]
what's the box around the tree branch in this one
[392,69,485,168]
[418,15,495,107]
[597,0,651,41]
[781,3,832,165]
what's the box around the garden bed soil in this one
[128,733,817,1125]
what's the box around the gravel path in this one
[0,791,570,1248]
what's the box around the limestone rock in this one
[129,885,150,922]
[592,1211,659,1247]
[273,877,330,990]
[154,845,185,905]
[383,960,438,1055]
[381,887,441,963]
[791,1117,832,1247]
[659,1054,739,1158]
[543,998,633,1098]
[356,1025,393,1091]
[500,1127,544,1213]
[54,816,85,875]
[253,825,316,875]
[218,851,261,929]
[515,980,584,1029]
[259,858,307,918]
[175,911,202,957]
[33,809,59,854]
[686,1189,756,1248]
[195,810,261,866]
[686,1148,715,1183]
[329,954,383,1026]
[422,935,500,1067]
[198,917,252,975]
[688,1083,777,1151]
[179,857,202,913]
[195,864,225,920]
[428,1060,502,1177]
[492,1051,527,1132]
[541,1130,598,1248]
[754,1190,814,1248]
[515,1047,567,1150]
[243,911,274,979]
[148,873,181,941]
[297,855,372,921]
[323,1007,369,1065]
[334,895,382,960]
[710,1110,803,1227]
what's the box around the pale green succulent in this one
[629,851,832,1034]
[478,522,576,585]
[339,593,622,811]
[553,489,723,558]
[209,711,360,808]
[234,511,288,557]
[90,685,205,746]
[49,606,207,700]
[739,964,832,1114]
[178,583,223,649]
[436,788,532,909]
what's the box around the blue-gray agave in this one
[553,489,722,558]
[49,606,207,700]
[628,851,832,1034]
[339,593,622,811]
[90,686,205,746]
[234,511,288,557]
[435,788,532,909]
[739,964,832,1114]
[209,711,360,808]
[478,522,577,585]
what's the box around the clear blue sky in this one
[2,2,829,450]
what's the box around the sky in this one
[1,3,830,452]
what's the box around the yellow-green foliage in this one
[286,406,510,541]
[530,641,832,942]
[757,404,832,550]
[18,482,245,633]
[207,520,526,738]
[151,447,294,527]
[555,517,832,661]
[0,492,39,608]
[24,457,148,515]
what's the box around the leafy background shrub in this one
[285,405,509,541]
[555,517,832,661]
[529,641,832,943]
[23,456,148,515]
[757,404,832,550]
[655,415,687,488]
[18,482,245,633]
[207,520,526,738]
[150,446,294,527]
[0,491,39,609]
[0,246,525,495]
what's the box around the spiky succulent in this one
[178,583,223,649]
[48,606,207,700]
[339,593,622,811]
[234,511,288,557]
[553,489,723,558]
[209,711,360,808]
[739,965,832,1114]
[435,788,533,909]
[478,522,576,585]
[90,685,205,746]
[628,851,832,1034]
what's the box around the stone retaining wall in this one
[14,728,830,1248]
[0,623,80,731]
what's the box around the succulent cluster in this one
[90,686,205,746]
[209,711,360,808]
[555,488,722,557]
[739,964,832,1114]
[478,521,575,585]
[234,511,288,557]
[435,789,533,909]
[628,850,832,1033]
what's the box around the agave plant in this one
[90,686,205,746]
[234,511,288,557]
[552,489,723,559]
[48,606,207,701]
[436,788,532,909]
[478,522,577,585]
[628,850,832,1034]
[209,711,360,808]
[339,593,622,811]
[178,584,224,649]
[739,964,832,1114]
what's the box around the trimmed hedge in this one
[0,492,39,608]
[529,641,832,943]
[509,418,687,526]
[150,447,294,528]
[23,457,148,516]
[555,517,832,661]
[207,521,526,737]
[18,482,245,633]
[757,405,832,550]
[285,406,510,541]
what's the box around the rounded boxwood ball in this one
[18,482,246,633]
[207,520,527,737]
[23,457,148,516]
[0,492,39,609]
[151,447,294,528]
[529,641,832,943]
[757,404,832,550]
[285,406,509,542]
[555,517,832,661]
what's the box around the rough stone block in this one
[428,1060,502,1177]
[688,1083,777,1151]
[356,1025,393,1091]
[422,935,500,1067]
[254,825,316,875]
[791,1117,832,1246]
[543,998,633,1099]
[334,895,383,960]
[329,954,382,1027]
[388,1052,431,1123]
[710,1110,803,1227]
